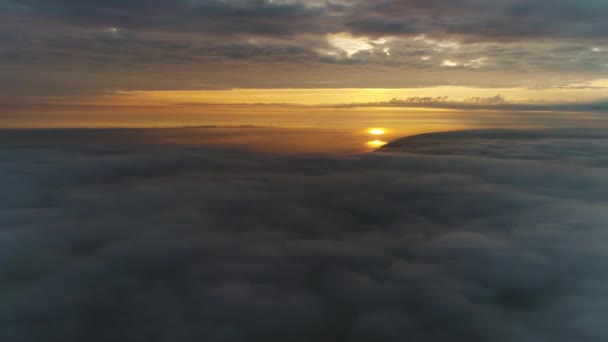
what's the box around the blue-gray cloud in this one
[1,0,608,96]
[1,128,608,341]
[4,0,608,40]
[344,96,608,113]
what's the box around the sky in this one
[3,3,608,341]
[1,0,608,129]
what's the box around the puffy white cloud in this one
[327,33,390,58]
[441,60,459,67]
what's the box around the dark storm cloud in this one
[2,128,608,341]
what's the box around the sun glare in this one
[368,128,386,135]
[366,140,387,148]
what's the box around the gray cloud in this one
[1,128,608,341]
[340,96,608,114]
[4,0,608,40]
[1,0,326,37]
[2,0,608,95]
[344,0,608,40]
[382,128,608,162]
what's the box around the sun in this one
[366,140,387,148]
[368,128,386,135]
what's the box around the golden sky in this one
[2,0,608,130]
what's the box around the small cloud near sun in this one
[414,35,461,52]
[442,60,460,67]
[465,57,487,69]
[327,33,390,58]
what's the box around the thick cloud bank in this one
[2,129,608,341]
[4,0,608,96]
[382,128,608,163]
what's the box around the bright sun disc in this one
[366,140,387,148]
[368,128,386,135]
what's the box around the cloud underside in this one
[5,0,608,40]
[2,129,608,341]
[2,0,608,94]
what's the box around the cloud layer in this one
[5,0,608,40]
[2,129,608,341]
[2,0,608,95]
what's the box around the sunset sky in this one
[4,2,608,341]
[2,0,608,129]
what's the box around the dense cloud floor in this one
[2,130,608,341]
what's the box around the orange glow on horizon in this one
[108,85,608,106]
